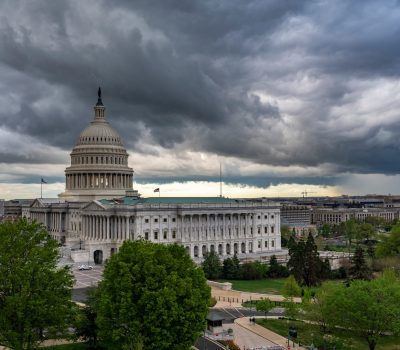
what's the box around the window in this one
[172,218,176,222]
[145,232,149,240]
[265,241,268,248]
[250,228,253,235]
[258,240,261,248]
[257,227,261,234]
[264,227,268,234]
[154,231,158,240]
[172,230,176,239]
[163,218,167,223]
[154,218,158,223]
[257,215,261,219]
[145,218,149,223]
[271,240,275,247]
[163,231,167,239]
[264,215,268,219]
[271,215,274,219]
[271,226,275,234]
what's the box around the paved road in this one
[212,308,284,323]
[195,336,225,350]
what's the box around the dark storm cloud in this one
[0,0,400,183]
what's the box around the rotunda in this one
[59,88,134,201]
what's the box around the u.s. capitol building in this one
[23,90,281,264]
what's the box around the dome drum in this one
[59,90,134,201]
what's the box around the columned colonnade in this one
[66,173,133,190]
[82,214,132,241]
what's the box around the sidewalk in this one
[211,286,302,308]
[235,317,307,350]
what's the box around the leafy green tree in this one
[282,275,301,297]
[222,254,241,279]
[201,250,222,280]
[357,223,375,242]
[376,225,400,257]
[280,225,291,247]
[96,240,210,350]
[350,246,372,280]
[240,261,267,280]
[287,237,304,284]
[74,288,100,349]
[0,219,75,350]
[288,233,322,287]
[319,224,331,237]
[303,233,321,286]
[344,219,358,250]
[267,255,289,278]
[256,298,273,316]
[304,281,342,334]
[284,297,299,321]
[329,271,400,350]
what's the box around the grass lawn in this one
[217,278,286,294]
[257,319,400,350]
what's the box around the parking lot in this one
[73,265,104,289]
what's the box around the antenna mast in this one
[219,162,222,198]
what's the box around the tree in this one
[267,255,289,278]
[240,261,267,280]
[222,254,241,279]
[375,225,400,257]
[284,297,299,321]
[287,233,323,286]
[96,240,210,350]
[304,281,343,334]
[303,233,321,286]
[201,250,222,280]
[74,288,100,349]
[0,219,75,350]
[256,298,273,316]
[344,219,358,250]
[282,275,301,297]
[350,246,372,280]
[280,225,291,247]
[329,272,400,350]
[356,223,375,242]
[287,237,304,284]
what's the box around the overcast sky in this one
[1,0,400,199]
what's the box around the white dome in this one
[77,120,122,146]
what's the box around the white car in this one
[78,264,93,271]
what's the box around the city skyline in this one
[1,1,400,199]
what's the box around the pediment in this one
[82,200,107,212]
[31,199,45,208]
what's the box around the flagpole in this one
[41,180,42,199]
[159,189,160,198]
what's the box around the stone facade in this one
[23,91,282,264]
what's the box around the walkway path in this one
[235,317,307,350]
[211,286,301,309]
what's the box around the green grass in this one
[217,278,286,294]
[257,319,400,350]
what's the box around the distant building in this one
[311,207,398,226]
[23,90,282,264]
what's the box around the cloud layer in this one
[1,0,400,198]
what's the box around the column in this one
[126,217,129,240]
[107,217,110,240]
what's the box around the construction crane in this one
[301,190,316,198]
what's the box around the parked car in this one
[78,264,93,271]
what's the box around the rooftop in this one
[100,196,238,206]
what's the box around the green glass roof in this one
[99,196,238,206]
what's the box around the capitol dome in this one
[59,88,134,201]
